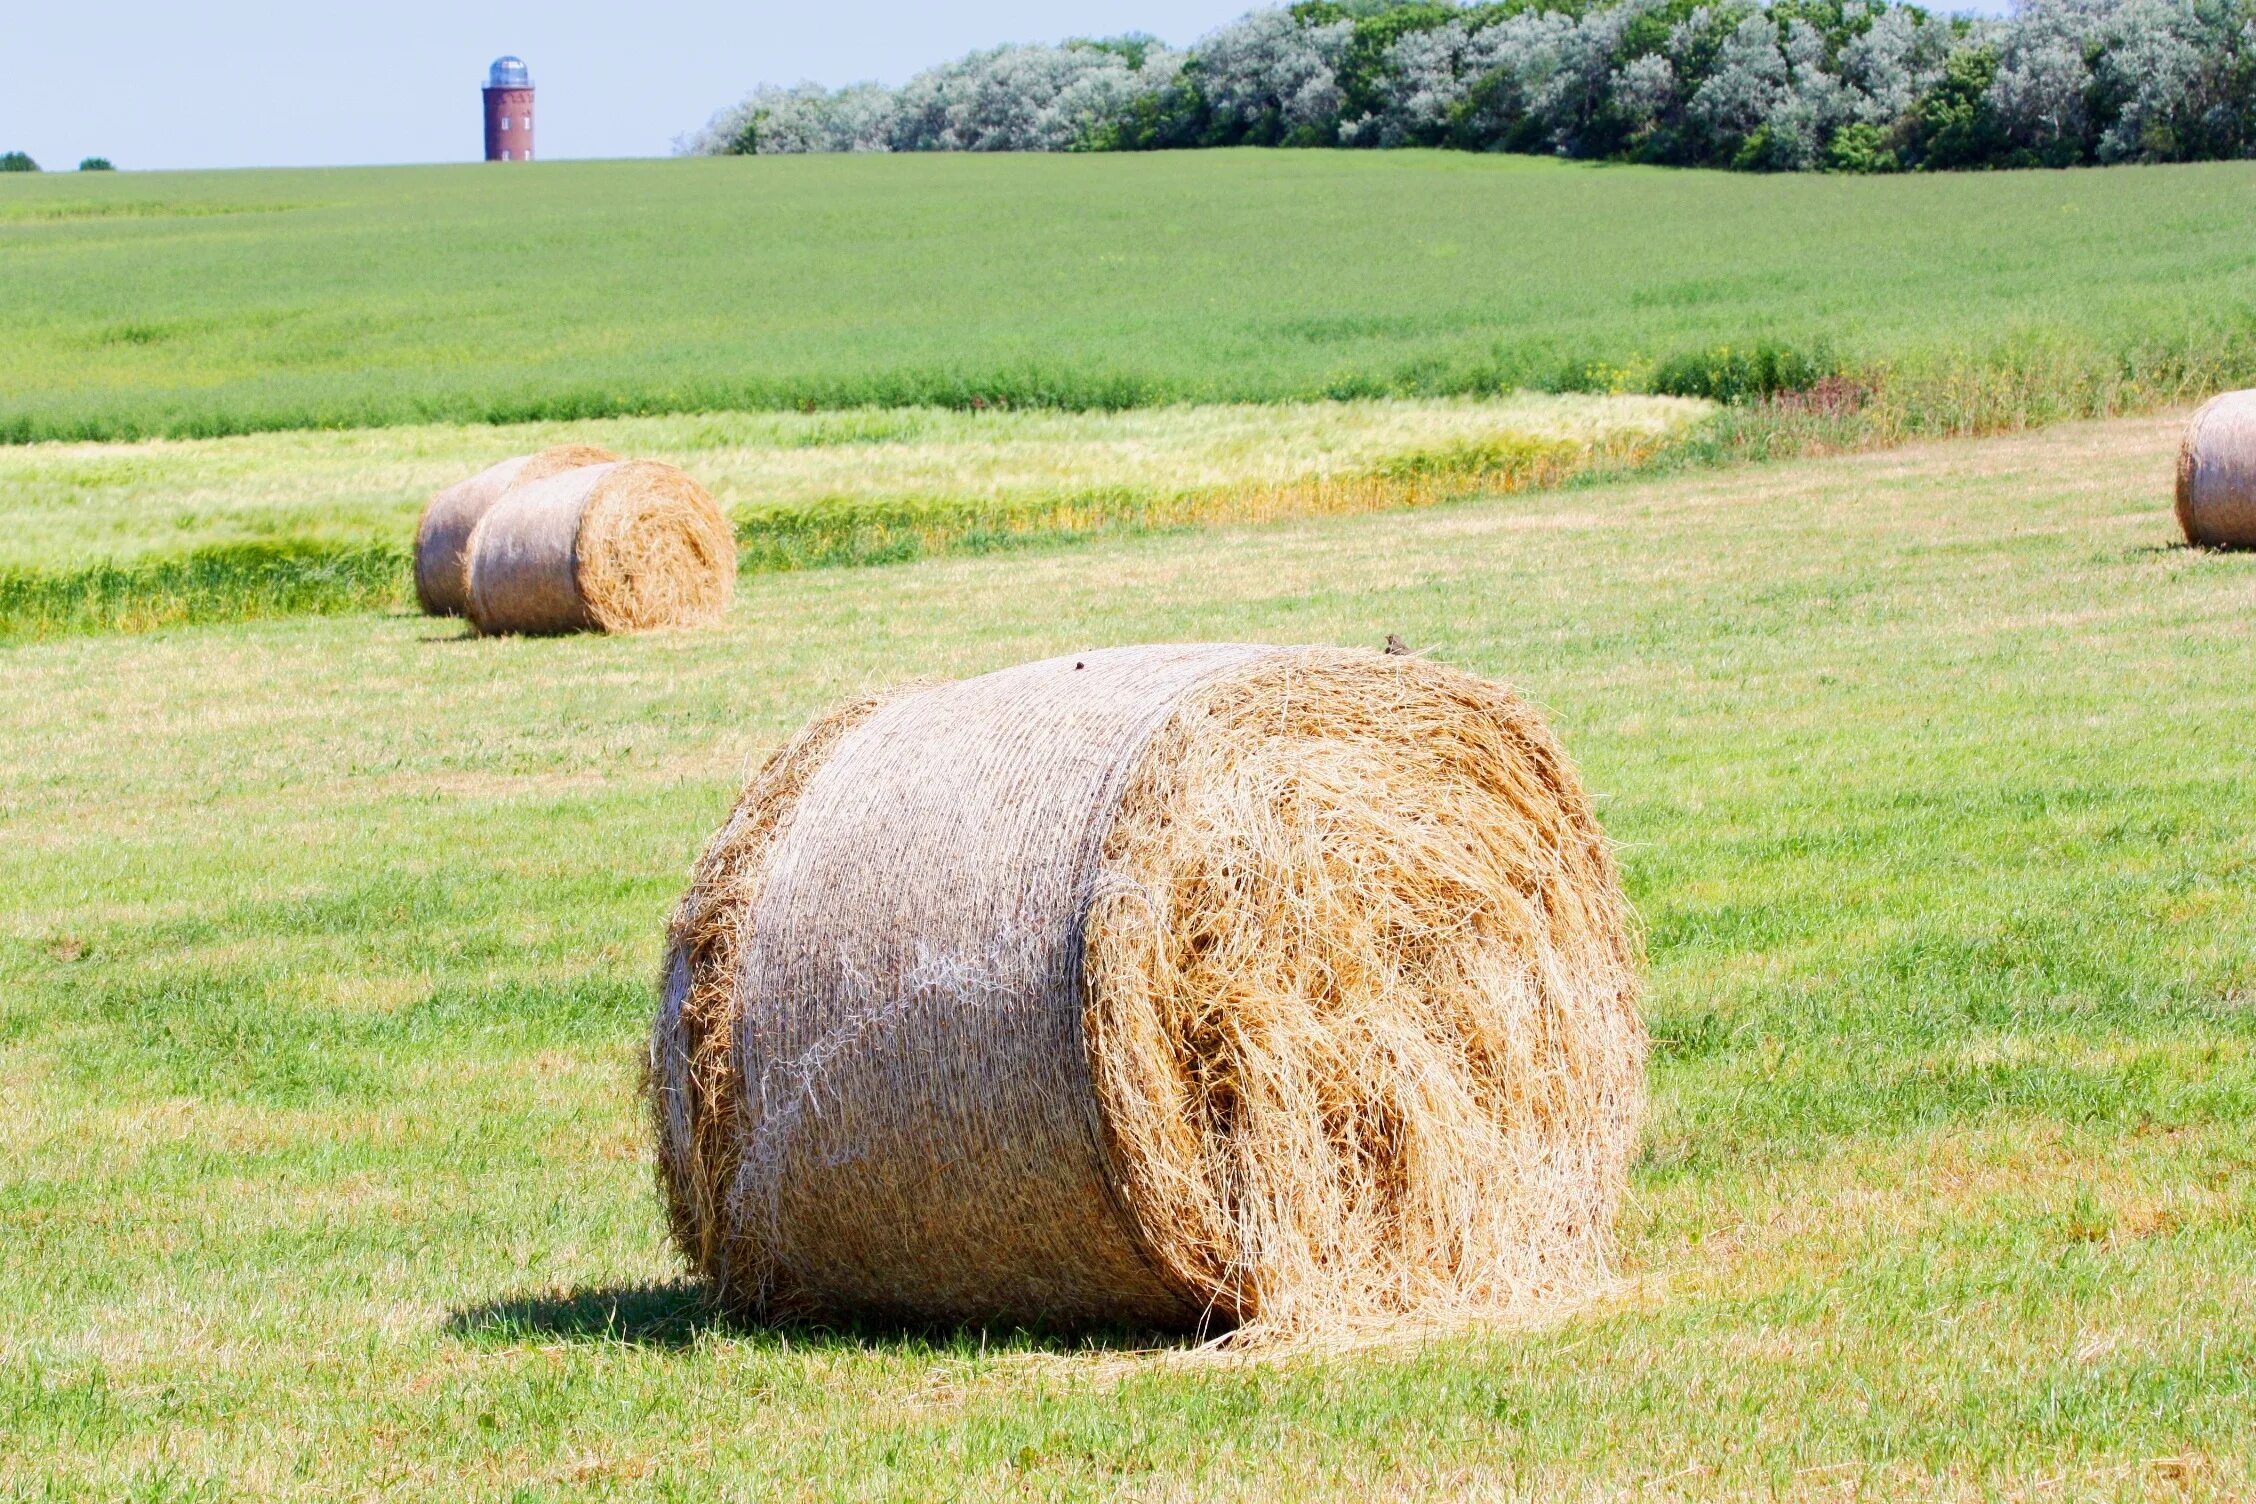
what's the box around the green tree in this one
[1908,44,2002,168]
[78,157,116,171]
[1825,121,1900,171]
[0,151,39,172]
[1335,2,1462,122]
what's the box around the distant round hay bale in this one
[413,445,620,616]
[649,644,1646,1341]
[464,460,737,636]
[2177,391,2256,549]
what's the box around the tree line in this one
[1,154,114,172]
[686,0,2256,171]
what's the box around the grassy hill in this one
[3,414,2250,1498]
[4,152,2254,443]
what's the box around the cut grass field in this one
[0,392,1704,637]
[4,411,2251,1500]
[3,152,2254,443]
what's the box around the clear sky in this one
[6,0,2015,174]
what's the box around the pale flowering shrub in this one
[1839,7,1948,125]
[1523,5,1642,154]
[1344,21,1475,146]
[685,40,1180,156]
[1986,0,2102,158]
[2087,0,2240,161]
[685,0,2256,170]
[886,42,1182,152]
[1611,52,1680,136]
[1748,20,1863,168]
[1688,13,1791,147]
[1193,8,1354,140]
[684,82,894,155]
[1449,12,1580,146]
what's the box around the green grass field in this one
[4,152,2255,443]
[5,411,2252,1500]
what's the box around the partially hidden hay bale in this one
[2177,390,2256,549]
[649,644,1646,1343]
[464,460,737,635]
[413,445,620,616]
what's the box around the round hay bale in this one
[413,445,620,616]
[2177,391,2256,549]
[649,644,1646,1340]
[464,460,737,636]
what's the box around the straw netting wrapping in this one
[464,459,737,635]
[649,644,1645,1341]
[413,445,620,616]
[2177,391,2256,549]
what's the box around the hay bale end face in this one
[413,445,620,616]
[2178,391,2256,549]
[649,644,1647,1341]
[465,460,737,635]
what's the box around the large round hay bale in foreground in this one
[2177,391,2256,549]
[464,460,737,635]
[413,445,620,616]
[649,644,1646,1341]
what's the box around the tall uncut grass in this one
[3,153,2253,443]
[0,542,406,641]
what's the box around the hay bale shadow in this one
[448,1281,724,1348]
[2126,540,2251,558]
[446,1280,1196,1356]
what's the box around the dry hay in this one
[464,460,737,635]
[648,644,1645,1345]
[413,445,620,616]
[2177,391,2256,549]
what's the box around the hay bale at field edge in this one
[464,460,736,635]
[412,445,620,616]
[648,644,1647,1343]
[2177,391,2256,549]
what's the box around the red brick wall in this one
[483,87,535,162]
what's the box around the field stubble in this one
[1,412,2251,1499]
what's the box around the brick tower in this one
[483,57,534,162]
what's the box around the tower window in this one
[500,115,511,131]
[501,149,512,160]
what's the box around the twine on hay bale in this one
[648,644,1646,1343]
[2177,391,2256,549]
[464,460,737,636]
[413,445,620,616]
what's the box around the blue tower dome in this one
[487,56,531,89]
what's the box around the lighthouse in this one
[483,57,534,162]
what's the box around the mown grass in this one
[0,394,1700,638]
[2,412,2251,1499]
[2,152,2253,443]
